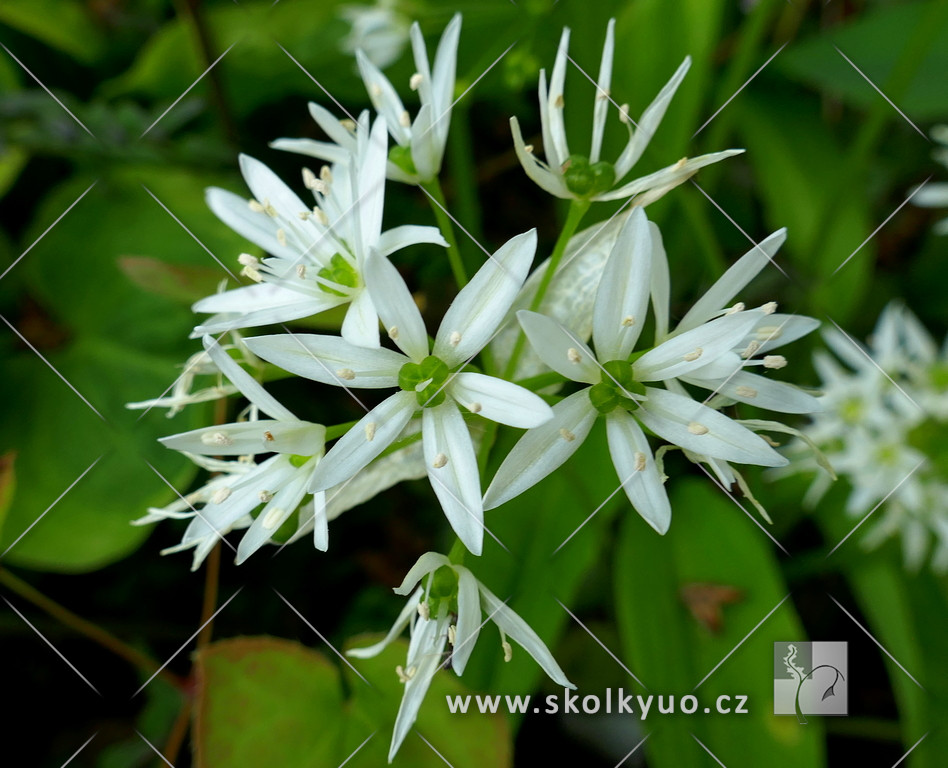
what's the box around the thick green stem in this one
[421,178,468,289]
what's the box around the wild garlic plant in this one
[130,15,827,761]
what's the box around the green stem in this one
[0,567,188,692]
[447,101,484,248]
[421,178,468,289]
[447,538,467,566]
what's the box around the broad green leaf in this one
[342,634,512,767]
[615,478,824,768]
[118,256,227,306]
[779,1,948,121]
[194,637,346,767]
[0,0,105,63]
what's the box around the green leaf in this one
[0,0,105,63]
[118,256,226,306]
[779,1,948,121]
[194,637,346,767]
[614,478,824,768]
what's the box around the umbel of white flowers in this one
[347,551,575,762]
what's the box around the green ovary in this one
[398,355,451,408]
[589,359,646,414]
[562,154,616,198]
[317,253,359,297]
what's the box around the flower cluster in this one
[792,303,948,571]
[130,15,823,761]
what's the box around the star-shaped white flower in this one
[510,19,743,203]
[348,551,575,762]
[484,210,787,532]
[154,336,328,567]
[339,0,411,70]
[197,116,446,346]
[245,230,552,555]
[273,14,462,184]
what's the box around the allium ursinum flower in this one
[244,230,553,555]
[339,0,411,70]
[510,19,743,203]
[347,551,575,762]
[484,210,789,532]
[151,336,329,567]
[196,116,447,345]
[791,303,948,571]
[912,125,948,235]
[273,14,461,185]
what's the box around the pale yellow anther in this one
[314,180,329,195]
[675,157,688,169]
[248,199,266,213]
[201,431,233,446]
[741,340,761,359]
[297,210,311,220]
[276,229,287,247]
[313,207,329,225]
[554,94,565,108]
[336,368,356,381]
[524,144,534,154]
[683,347,703,362]
[621,315,636,327]
[396,665,416,683]
[263,430,275,443]
[762,435,781,447]
[448,625,457,645]
[241,265,263,283]
[756,326,782,341]
[596,88,611,101]
[468,402,482,414]
[417,602,430,620]
[763,355,787,369]
[364,422,377,442]
[449,331,461,347]
[410,73,423,91]
[211,487,232,504]
[320,165,332,183]
[302,167,318,189]
[502,640,513,663]
[399,110,411,127]
[634,451,646,472]
[262,506,286,530]
[340,119,357,131]
[296,264,307,279]
[618,103,631,124]
[726,302,745,314]
[258,490,274,504]
[762,301,778,315]
[263,200,277,217]
[432,453,448,469]
[370,84,383,98]
[567,347,582,363]
[559,428,576,442]
[388,326,399,341]
[688,422,709,435]
[238,253,259,267]
[735,385,757,398]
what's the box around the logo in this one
[773,641,847,722]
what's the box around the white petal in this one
[235,464,312,564]
[203,335,296,420]
[238,154,311,224]
[747,314,820,355]
[677,228,788,333]
[433,230,538,366]
[637,387,788,466]
[410,103,440,181]
[394,552,453,595]
[614,57,691,178]
[633,311,761,381]
[377,225,448,256]
[205,187,298,261]
[478,582,575,689]
[423,401,485,556]
[649,222,670,341]
[517,310,600,384]
[593,207,652,360]
[192,293,344,338]
[311,491,328,551]
[510,117,571,198]
[161,420,324,457]
[686,370,822,414]
[308,102,361,149]
[309,392,416,491]
[363,250,429,362]
[589,18,615,164]
[193,283,313,314]
[245,333,403,388]
[606,411,671,534]
[268,138,351,166]
[347,587,421,658]
[341,287,381,349]
[430,14,462,139]
[547,28,571,168]
[483,390,597,510]
[448,565,481,675]
[355,117,388,253]
[356,50,411,145]
[600,150,744,202]
[449,372,553,428]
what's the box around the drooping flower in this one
[791,303,948,571]
[348,551,575,762]
[196,116,447,346]
[339,0,411,70]
[911,124,948,235]
[510,19,743,203]
[484,209,794,531]
[245,230,553,555]
[273,14,462,184]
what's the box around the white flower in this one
[347,551,575,762]
[245,230,553,555]
[912,124,948,235]
[197,116,447,346]
[793,303,948,571]
[151,336,327,567]
[510,19,743,203]
[339,0,411,70]
[484,210,788,532]
[273,14,462,184]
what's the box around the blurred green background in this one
[0,0,946,765]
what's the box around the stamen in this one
[248,199,265,213]
[687,422,709,435]
[201,431,233,446]
[313,207,329,225]
[449,331,461,347]
[432,453,448,469]
[763,355,787,369]
[276,229,287,247]
[735,385,757,398]
[263,200,277,217]
[258,490,274,503]
[320,166,332,183]
[553,94,565,108]
[762,301,778,315]
[396,665,416,683]
[297,210,311,220]
[621,315,636,327]
[448,625,457,645]
[238,253,259,267]
[417,602,430,620]
[340,119,356,131]
[296,264,307,279]
[364,422,376,441]
[683,347,703,362]
[263,431,275,443]
[336,368,356,381]
[399,110,411,127]
[262,506,286,530]
[410,73,423,91]
[388,326,399,340]
[370,84,382,98]
[502,640,513,663]
[302,167,318,189]
[756,326,782,341]
[634,451,646,472]
[740,340,761,359]
[524,144,534,154]
[559,428,576,442]
[618,103,631,124]
[313,180,329,195]
[726,302,745,314]
[468,402,482,414]
[241,265,263,282]
[211,487,231,504]
[567,348,582,363]
[596,87,611,101]
[762,434,781,447]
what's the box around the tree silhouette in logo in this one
[783,644,845,724]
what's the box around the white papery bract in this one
[347,552,575,762]
[792,303,948,571]
[484,209,793,533]
[339,0,411,70]
[197,116,446,347]
[912,124,948,235]
[245,230,553,555]
[274,14,461,184]
[510,19,743,203]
